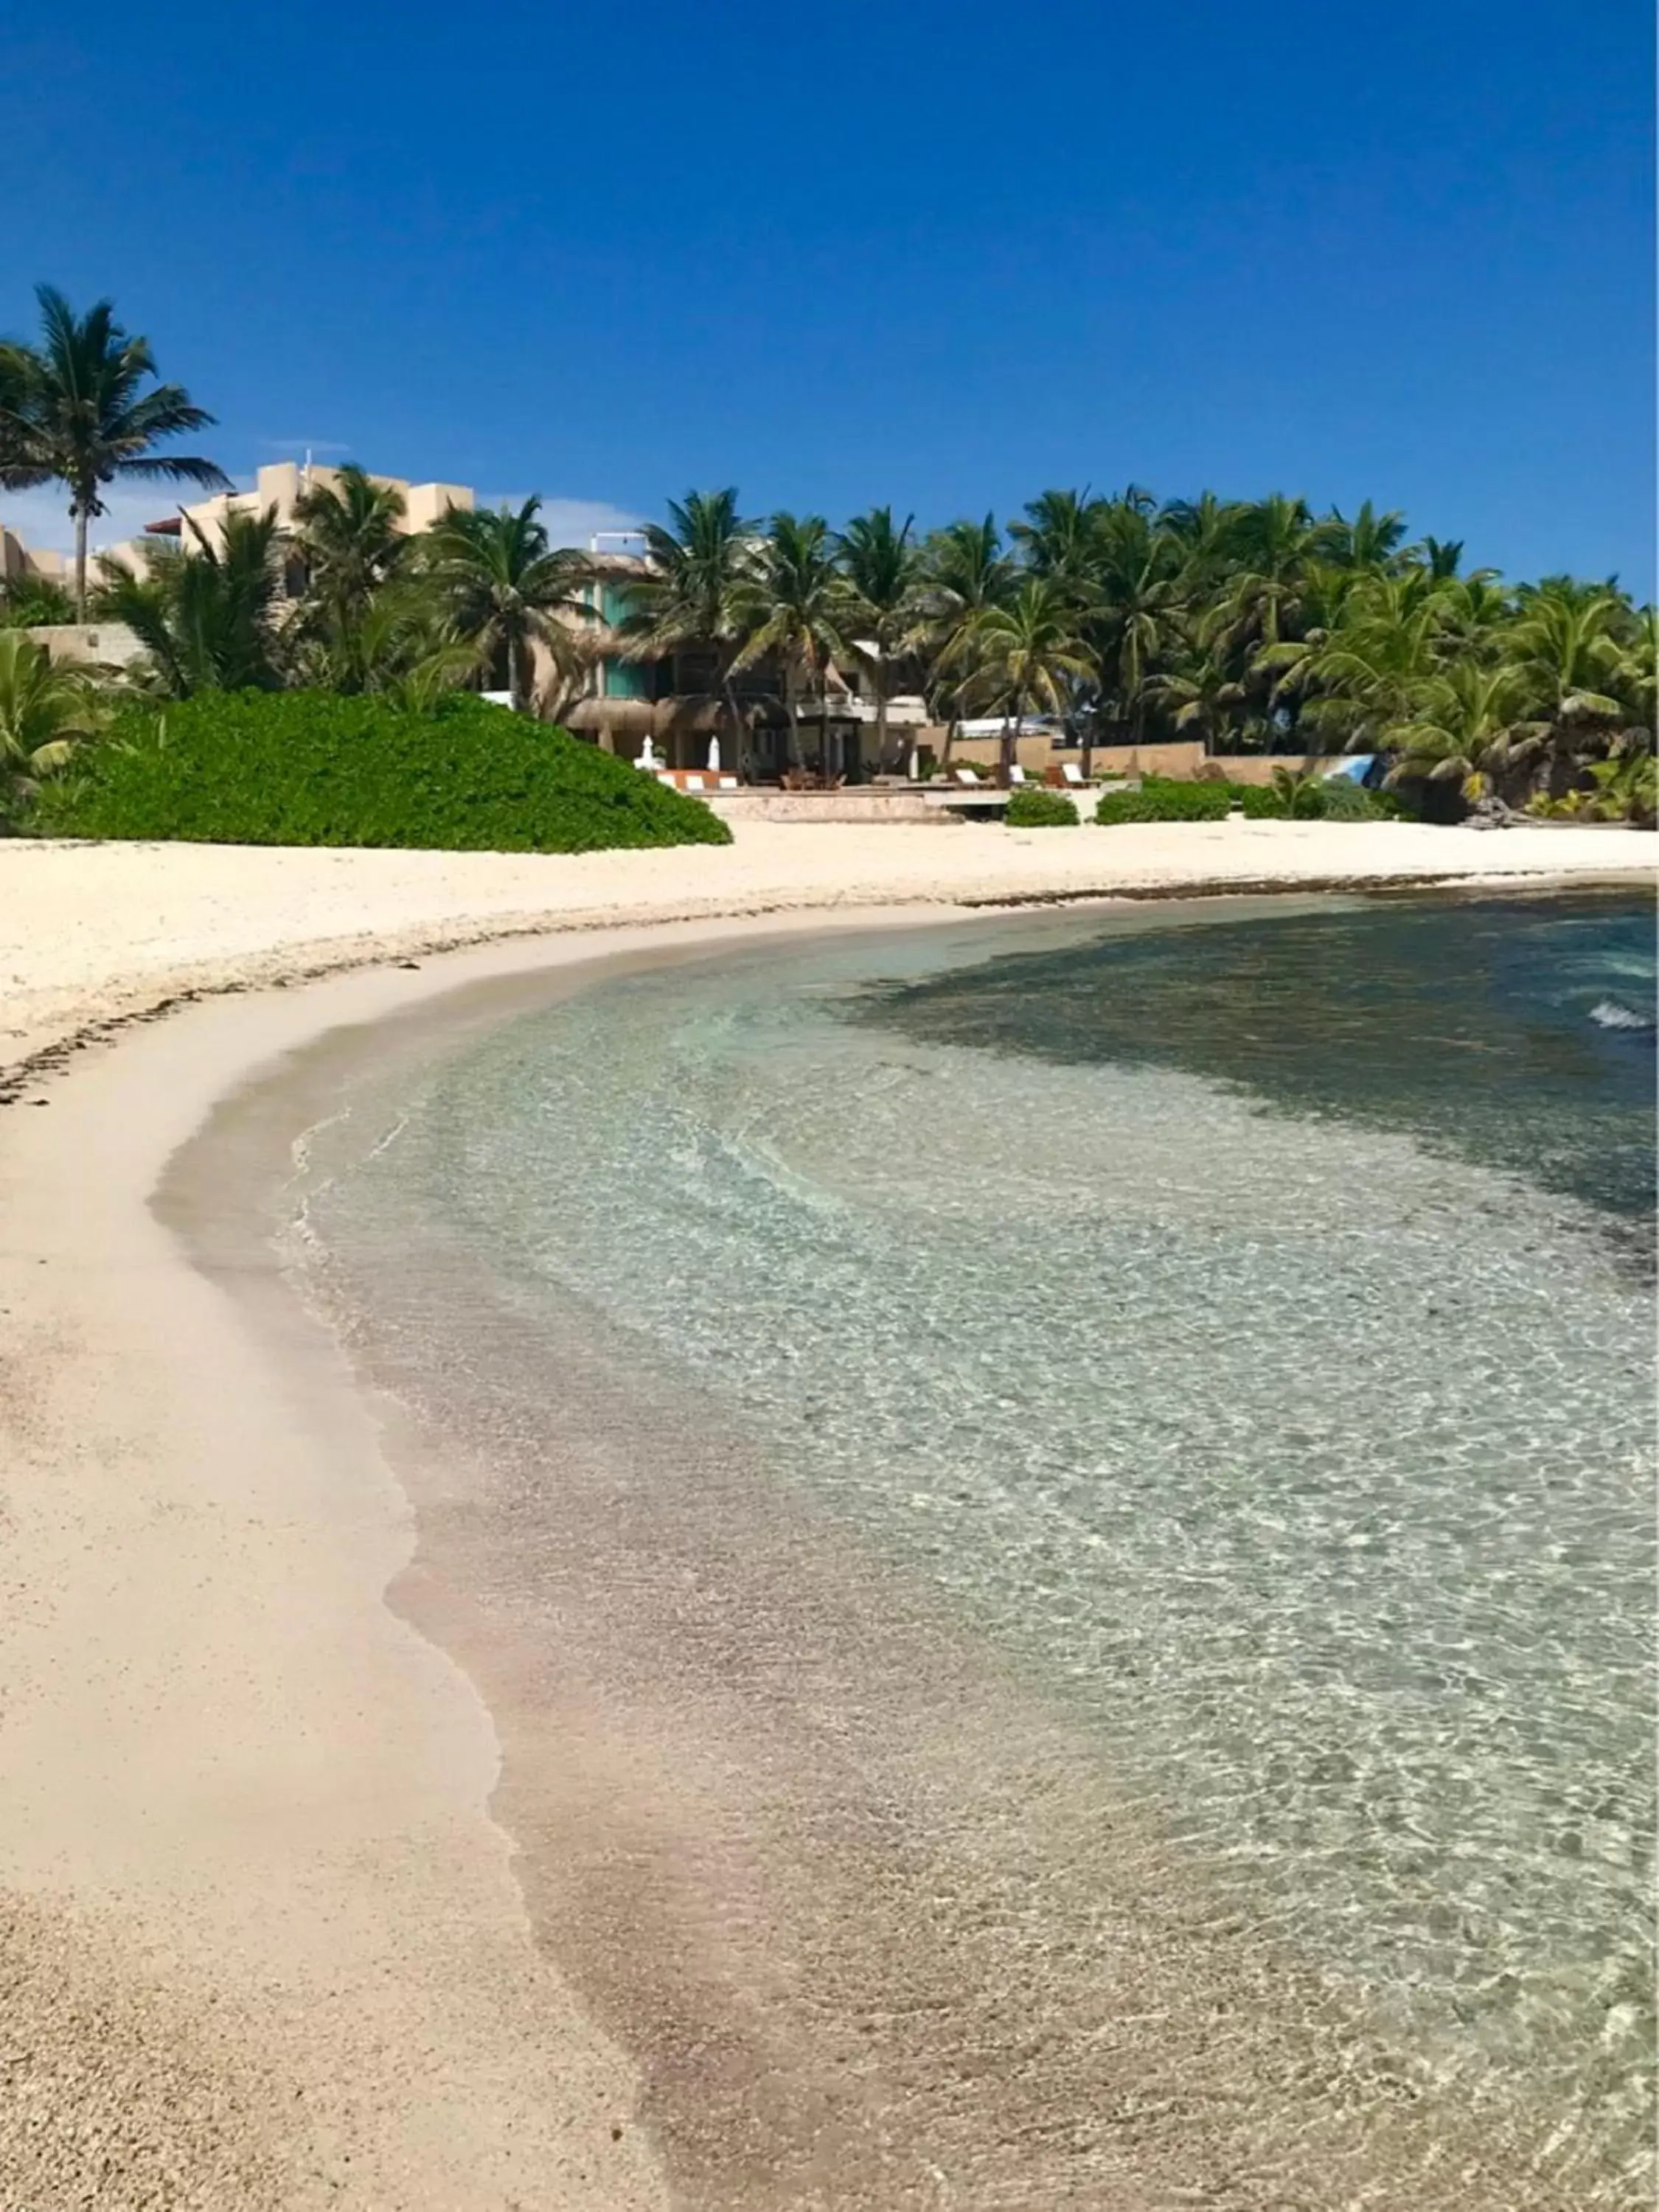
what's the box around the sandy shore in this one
[0,918,858,2211]
[3,817,1650,1076]
[0,827,1650,2206]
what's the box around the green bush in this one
[29,690,733,852]
[1094,776,1235,824]
[1309,775,1399,821]
[1006,787,1079,827]
[1093,772,1397,826]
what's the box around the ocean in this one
[290,888,1656,2210]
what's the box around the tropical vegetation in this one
[0,285,1652,829]
[0,630,100,824]
[31,690,731,852]
[1005,787,1079,827]
[0,285,227,616]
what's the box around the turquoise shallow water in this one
[302,890,1655,2206]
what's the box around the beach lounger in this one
[1060,762,1088,787]
[1008,765,1029,786]
[953,767,984,785]
[683,773,706,791]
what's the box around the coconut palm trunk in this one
[784,661,803,772]
[722,667,746,781]
[72,500,91,620]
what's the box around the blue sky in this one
[4,1,1652,590]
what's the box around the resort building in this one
[563,557,935,778]
[90,463,475,599]
[5,470,942,778]
[1,463,476,608]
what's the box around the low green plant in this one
[28,689,733,852]
[1268,765,1323,817]
[1093,772,1397,825]
[1006,786,1078,826]
[1310,775,1399,821]
[1094,776,1234,824]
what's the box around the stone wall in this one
[27,623,144,669]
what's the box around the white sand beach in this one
[4,817,1652,1074]
[0,822,1650,2208]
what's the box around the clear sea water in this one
[298,888,1656,2209]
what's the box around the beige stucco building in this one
[97,462,476,580]
[1,463,476,602]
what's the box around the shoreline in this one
[0,852,1650,2204]
[3,818,1651,1085]
[0,907,1001,2210]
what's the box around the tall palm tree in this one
[96,507,285,698]
[1206,493,1337,660]
[1283,571,1450,751]
[0,629,100,823]
[0,287,229,616]
[1418,536,1466,580]
[914,515,1017,767]
[293,464,409,635]
[1086,497,1184,749]
[1492,581,1631,787]
[1009,488,1102,597]
[1147,651,1246,757]
[1610,605,1658,740]
[424,497,595,714]
[835,506,922,771]
[616,489,764,774]
[1323,500,1408,572]
[735,512,853,774]
[961,579,1094,785]
[1158,490,1245,604]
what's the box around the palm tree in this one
[914,515,1017,768]
[1086,497,1184,749]
[0,629,100,822]
[1206,494,1337,661]
[0,287,229,616]
[1418,536,1466,580]
[1285,572,1450,751]
[835,506,922,771]
[961,579,1094,785]
[615,489,763,773]
[1383,661,1533,799]
[1009,488,1103,597]
[288,579,475,703]
[1323,500,1408,572]
[1495,581,1631,787]
[1609,605,1658,740]
[0,574,76,627]
[293,464,409,635]
[735,513,853,774]
[96,507,284,698]
[424,498,596,714]
[1148,651,1246,757]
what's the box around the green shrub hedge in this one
[1006,787,1079,827]
[1094,776,1234,824]
[1095,773,1396,826]
[29,690,733,852]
